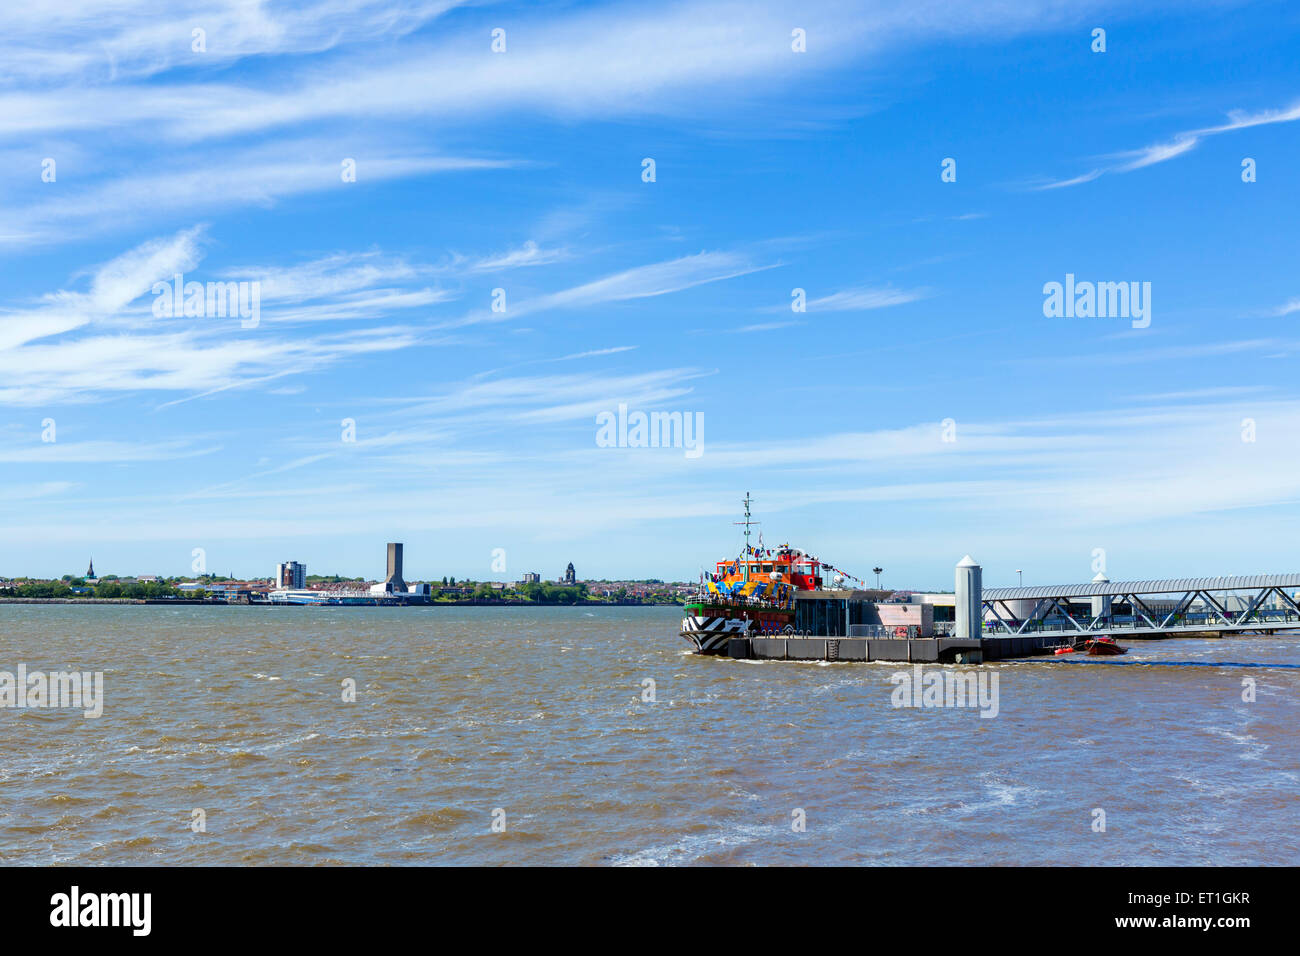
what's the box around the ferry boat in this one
[680,495,838,654]
[1054,637,1127,656]
[1084,636,1127,656]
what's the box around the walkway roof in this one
[983,574,1300,601]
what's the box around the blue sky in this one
[3,0,1300,589]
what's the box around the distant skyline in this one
[4,1,1300,591]
[3,551,679,586]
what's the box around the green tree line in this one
[1,581,205,600]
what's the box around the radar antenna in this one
[733,492,761,584]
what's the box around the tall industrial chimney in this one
[385,542,406,592]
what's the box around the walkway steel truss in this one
[981,575,1300,637]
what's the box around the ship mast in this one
[733,492,760,584]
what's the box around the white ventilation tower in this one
[1091,572,1112,619]
[955,555,983,639]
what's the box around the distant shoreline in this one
[0,597,683,607]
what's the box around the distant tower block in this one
[385,543,406,592]
[563,562,576,585]
[277,561,306,590]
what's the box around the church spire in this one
[87,557,95,578]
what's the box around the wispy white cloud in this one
[1126,385,1273,404]
[1032,168,1103,190]
[734,320,803,332]
[554,346,639,360]
[777,284,928,313]
[0,1,473,85]
[1033,98,1300,189]
[0,1,1140,143]
[391,367,713,425]
[13,394,1300,565]
[0,3,849,140]
[1045,337,1298,366]
[1113,134,1200,171]
[0,481,76,500]
[0,227,205,351]
[0,1,1151,248]
[442,250,774,327]
[0,230,436,405]
[458,241,569,273]
[0,439,215,463]
[0,147,519,246]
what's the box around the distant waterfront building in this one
[203,581,269,604]
[276,561,306,589]
[521,572,541,585]
[562,563,576,585]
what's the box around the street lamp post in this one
[1016,569,1023,586]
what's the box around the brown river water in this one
[1,604,1297,865]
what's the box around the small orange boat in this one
[1054,645,1076,655]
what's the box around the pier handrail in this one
[981,607,1300,637]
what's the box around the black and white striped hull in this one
[680,615,749,655]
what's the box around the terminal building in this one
[269,543,426,605]
[793,590,955,637]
